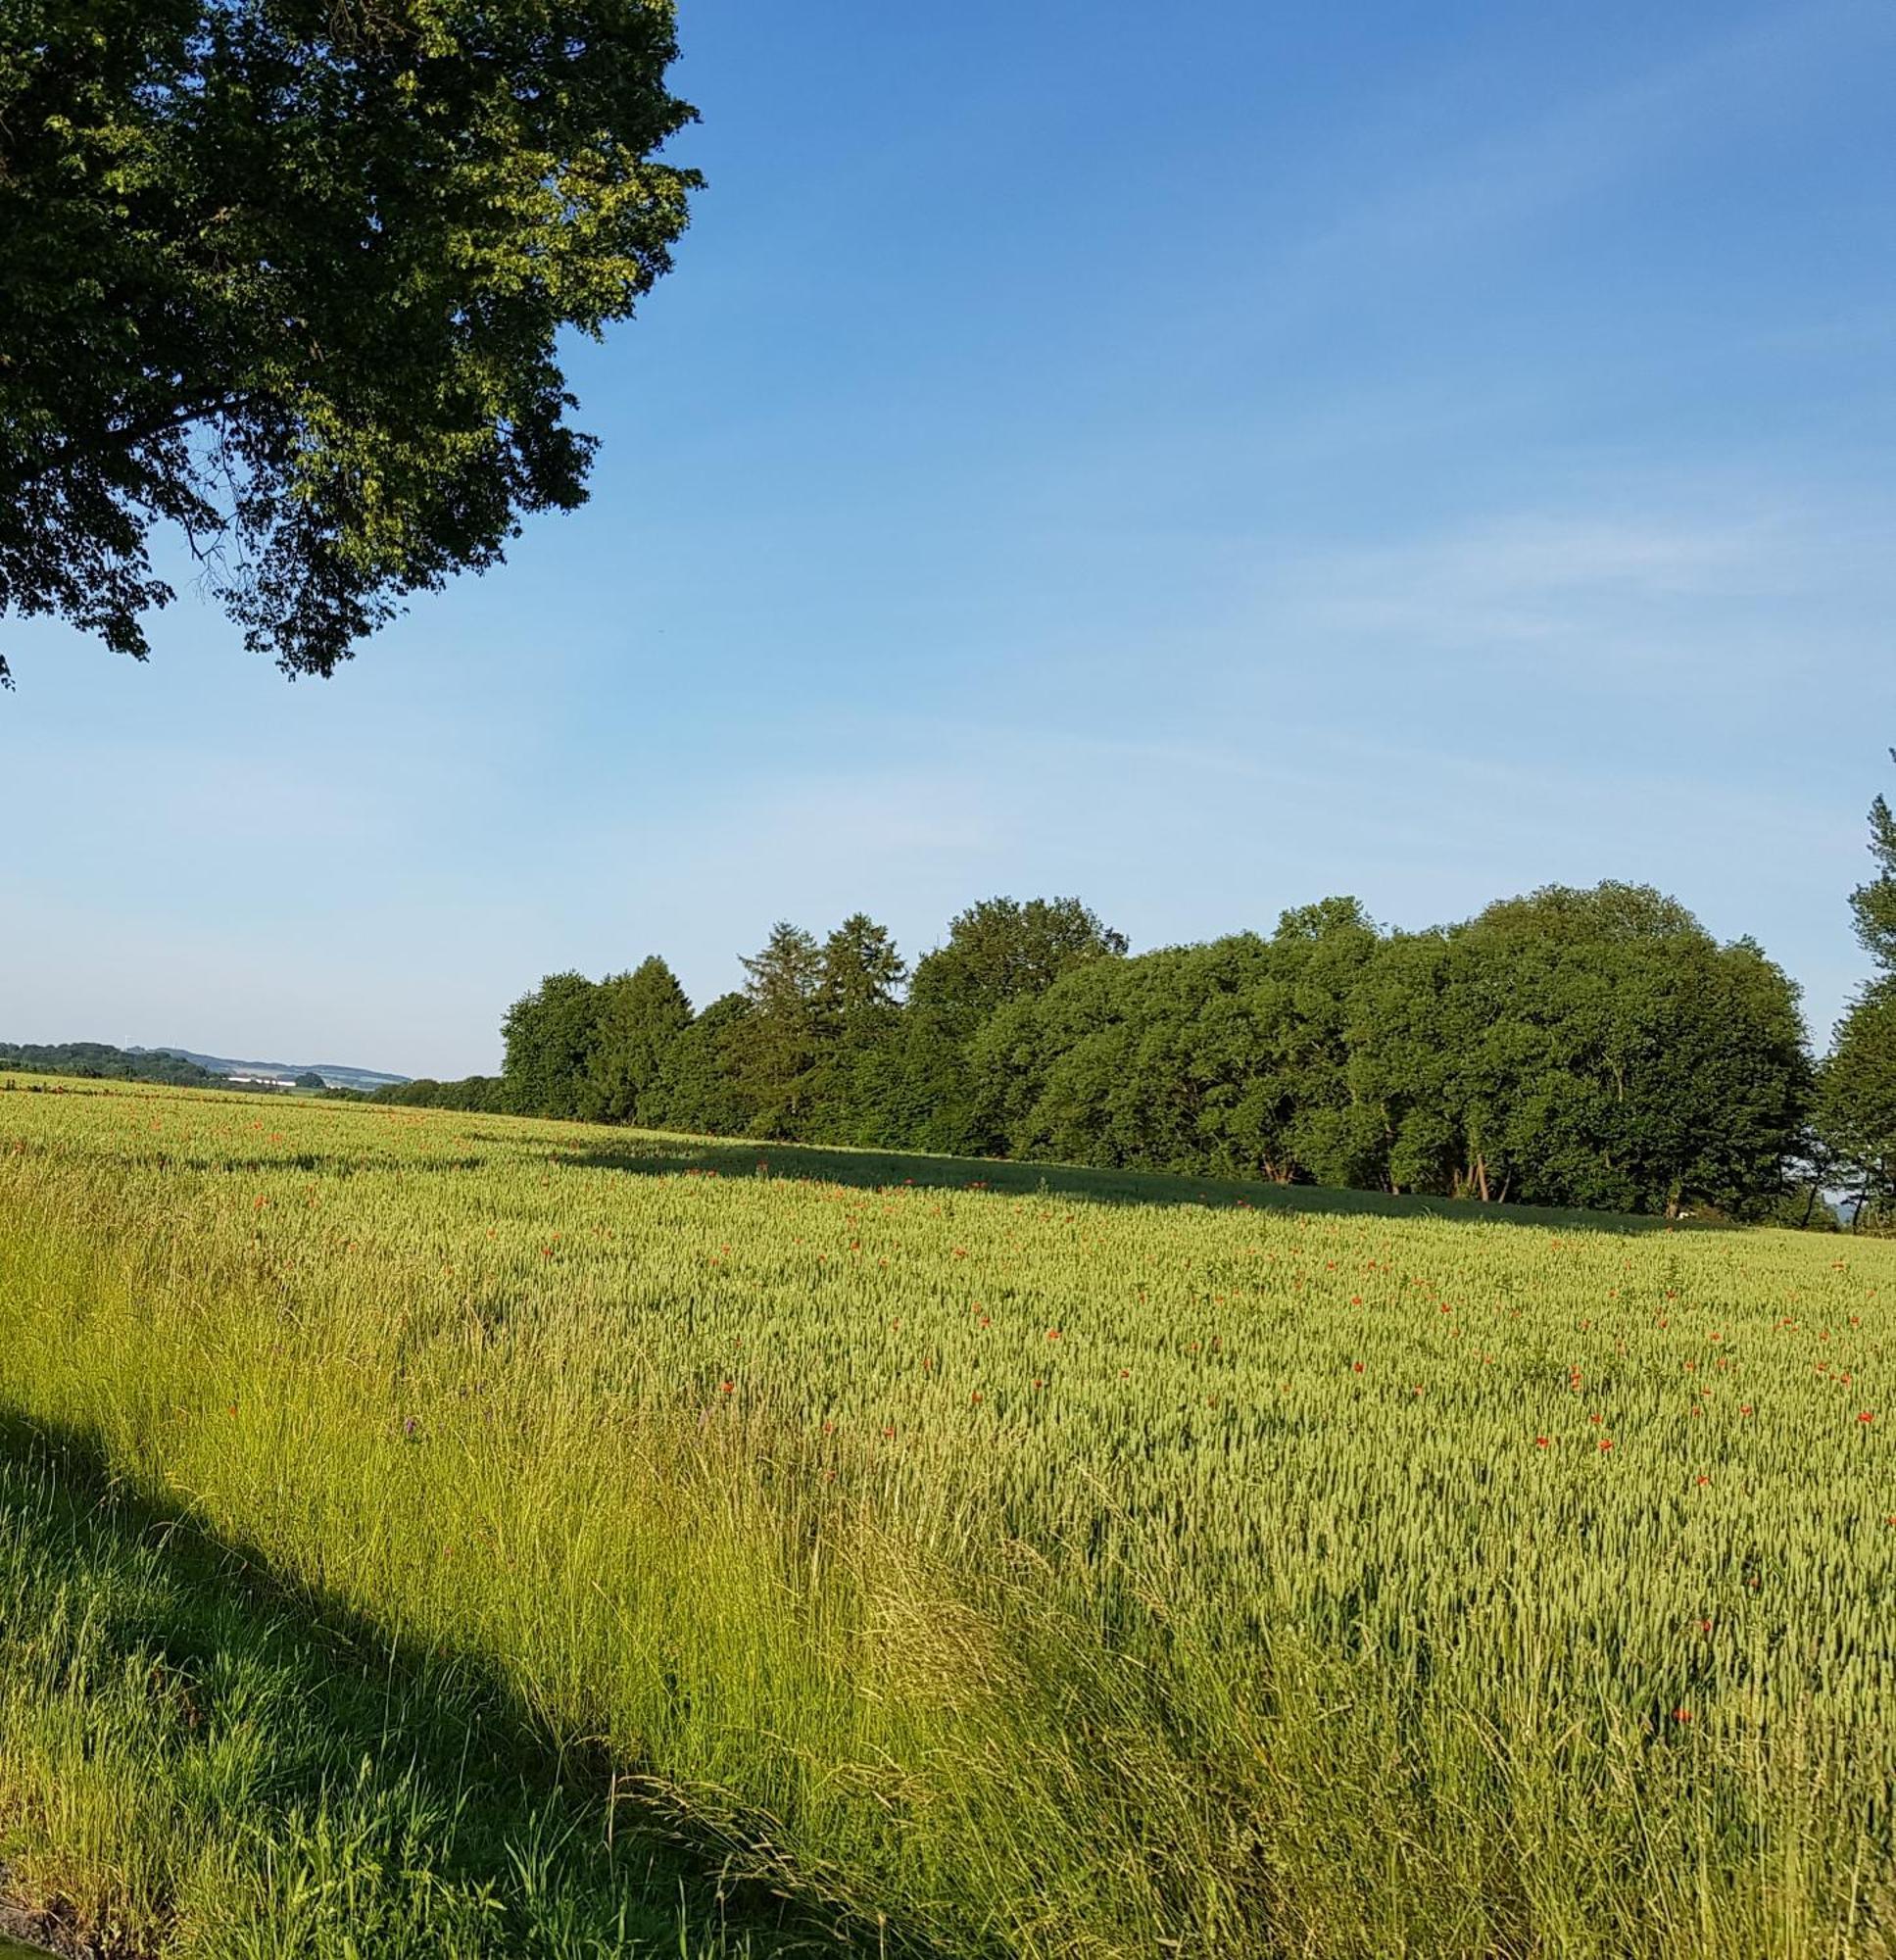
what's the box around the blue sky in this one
[5,0,1894,1077]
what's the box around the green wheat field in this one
[2,1074,1894,1957]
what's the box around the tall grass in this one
[2,1076,1894,1954]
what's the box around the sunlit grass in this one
[2,1073,1894,1955]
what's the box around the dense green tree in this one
[1820,984,1896,1228]
[654,994,754,1136]
[500,971,604,1120]
[818,914,907,1021]
[813,913,906,1143]
[432,1074,507,1113]
[1849,760,1896,974]
[446,880,1809,1218]
[0,0,698,684]
[966,950,1179,1168]
[891,897,1127,1153]
[1342,927,1466,1196]
[0,1041,218,1087]
[1348,885,1809,1214]
[1246,899,1386,1186]
[970,903,1383,1184]
[371,1077,439,1105]
[735,923,825,1137]
[911,897,1129,1024]
[1821,760,1896,1227]
[580,956,692,1125]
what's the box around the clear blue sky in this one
[5,0,1894,1077]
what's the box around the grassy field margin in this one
[3,1078,1896,1954]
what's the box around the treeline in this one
[388,885,1829,1219]
[367,1074,507,1111]
[1818,771,1896,1224]
[0,1041,220,1088]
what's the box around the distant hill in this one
[1,1042,222,1088]
[3,1042,412,1094]
[130,1047,411,1093]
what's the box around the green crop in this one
[2,1074,1892,1956]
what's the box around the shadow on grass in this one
[552,1134,1691,1235]
[0,1412,888,1959]
[5,1071,1701,1236]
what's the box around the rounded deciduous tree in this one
[1,0,699,684]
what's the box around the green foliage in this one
[1820,760,1896,1226]
[501,972,604,1120]
[1850,787,1896,974]
[734,923,826,1138]
[655,993,754,1136]
[954,884,1806,1217]
[580,956,692,1125]
[818,913,907,1022]
[1347,887,1812,1215]
[479,883,1808,1219]
[811,914,906,1145]
[5,1085,1896,1954]
[1822,981,1896,1221]
[0,1412,802,1956]
[372,1074,506,1111]
[909,896,1128,1023]
[16,882,1799,1221]
[0,0,699,682]
[892,897,1128,1154]
[0,1041,219,1087]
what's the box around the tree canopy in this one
[388,884,1814,1220]
[0,1040,219,1087]
[1848,766,1896,974]
[0,0,698,684]
[1819,754,1896,1224]
[581,956,693,1126]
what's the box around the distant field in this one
[1,1073,1893,1957]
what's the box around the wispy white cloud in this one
[1230,483,1896,675]
[1277,510,1790,649]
